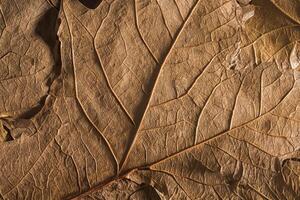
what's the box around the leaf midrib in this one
[118,0,201,172]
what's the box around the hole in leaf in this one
[79,0,102,9]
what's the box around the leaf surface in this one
[0,0,300,199]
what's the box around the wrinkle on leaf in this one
[0,0,59,119]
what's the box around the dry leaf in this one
[0,0,300,199]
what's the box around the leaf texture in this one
[0,0,300,199]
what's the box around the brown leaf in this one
[0,0,58,119]
[0,0,300,199]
